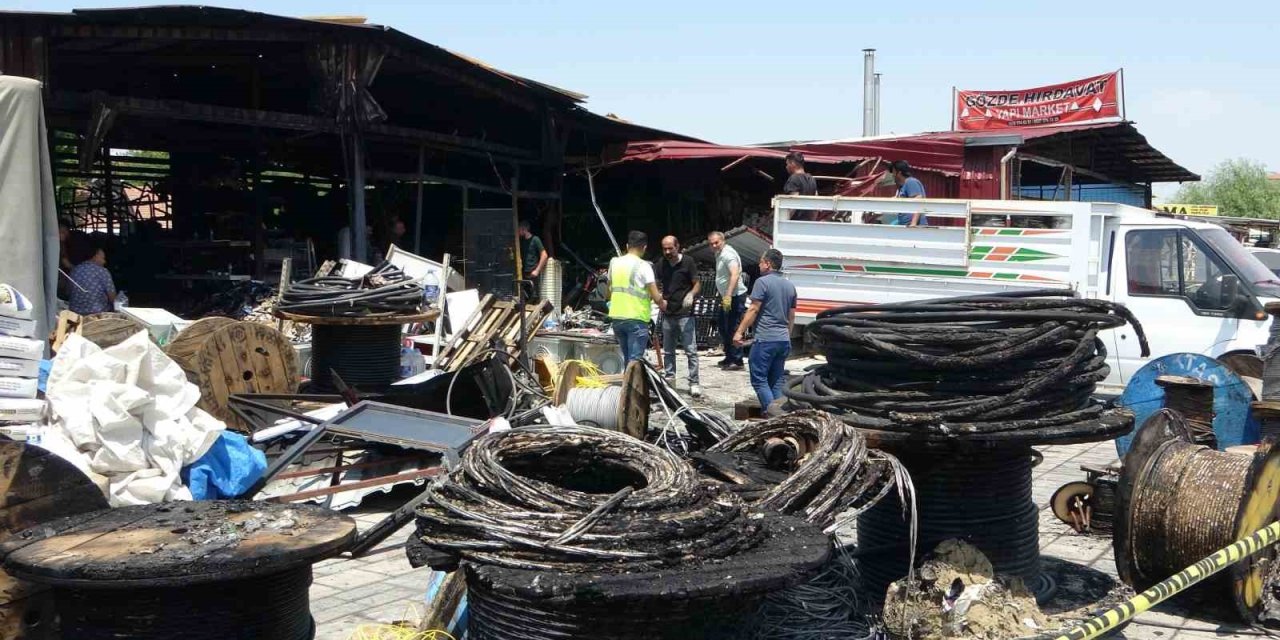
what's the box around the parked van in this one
[772,196,1278,389]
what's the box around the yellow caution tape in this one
[1051,520,1280,640]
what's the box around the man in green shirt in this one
[519,220,548,301]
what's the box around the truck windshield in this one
[1197,227,1280,297]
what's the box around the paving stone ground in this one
[312,352,1257,639]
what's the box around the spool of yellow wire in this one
[346,625,456,640]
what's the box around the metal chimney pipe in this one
[862,49,876,137]
[873,72,882,136]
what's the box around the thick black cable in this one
[788,291,1146,444]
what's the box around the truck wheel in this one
[1219,352,1263,380]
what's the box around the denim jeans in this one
[612,319,650,364]
[749,340,791,410]
[660,314,699,384]
[716,293,747,364]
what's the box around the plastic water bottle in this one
[423,271,441,306]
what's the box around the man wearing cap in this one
[607,231,666,364]
[890,159,927,226]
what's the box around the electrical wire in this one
[278,261,424,317]
[416,424,764,572]
[565,386,623,429]
[787,290,1147,444]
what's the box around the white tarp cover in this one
[0,76,58,341]
[41,331,224,506]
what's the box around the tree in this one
[1174,158,1280,219]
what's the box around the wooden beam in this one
[367,169,559,200]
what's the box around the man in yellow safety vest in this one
[608,230,666,363]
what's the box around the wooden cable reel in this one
[164,319,298,431]
[553,361,649,440]
[1116,408,1280,620]
[0,442,109,639]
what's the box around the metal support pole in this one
[862,49,876,137]
[413,144,425,254]
[350,130,368,264]
[873,73,882,136]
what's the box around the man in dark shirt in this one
[890,160,927,226]
[654,235,701,396]
[518,220,548,301]
[783,152,818,196]
[734,248,797,411]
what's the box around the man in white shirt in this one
[708,231,748,370]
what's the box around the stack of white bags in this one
[0,283,47,424]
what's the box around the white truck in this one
[771,195,1278,388]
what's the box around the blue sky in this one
[16,0,1280,195]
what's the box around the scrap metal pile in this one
[788,290,1145,443]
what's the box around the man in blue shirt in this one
[890,160,927,226]
[67,241,116,315]
[733,248,797,412]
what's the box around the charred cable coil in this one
[787,290,1146,444]
[1117,409,1280,621]
[707,410,899,529]
[416,425,830,640]
[1155,375,1217,448]
[0,501,355,640]
[278,262,423,317]
[416,425,764,571]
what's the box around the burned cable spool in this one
[1116,408,1280,621]
[0,501,355,640]
[415,425,830,640]
[275,261,434,391]
[1156,375,1218,447]
[707,409,899,529]
[704,410,903,640]
[786,291,1146,601]
[0,441,109,640]
[165,318,299,429]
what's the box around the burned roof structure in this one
[0,5,692,263]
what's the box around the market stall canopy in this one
[792,121,1199,184]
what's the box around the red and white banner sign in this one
[954,71,1122,131]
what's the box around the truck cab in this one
[771,196,1277,389]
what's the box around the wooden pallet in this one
[435,296,553,372]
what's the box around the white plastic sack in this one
[45,331,224,506]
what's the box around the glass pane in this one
[1126,230,1179,295]
[1181,234,1230,310]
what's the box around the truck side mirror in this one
[1221,273,1241,309]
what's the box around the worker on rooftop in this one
[607,231,665,364]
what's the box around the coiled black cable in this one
[278,261,423,317]
[416,425,764,572]
[787,290,1147,444]
[53,567,315,640]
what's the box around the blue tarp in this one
[182,431,267,500]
